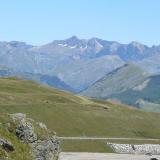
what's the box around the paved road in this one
[59,152,160,160]
[59,137,160,141]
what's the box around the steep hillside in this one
[111,74,160,112]
[81,64,149,98]
[0,113,59,160]
[0,66,74,92]
[138,54,160,74]
[54,55,124,92]
[17,72,75,92]
[81,64,160,112]
[0,78,160,139]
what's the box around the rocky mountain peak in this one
[7,41,32,48]
[65,36,80,46]
[129,41,148,53]
[87,38,103,52]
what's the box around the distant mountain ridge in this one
[81,63,160,112]
[0,36,128,92]
[0,36,160,102]
[0,66,74,92]
[81,63,149,98]
[31,36,160,61]
[110,74,160,112]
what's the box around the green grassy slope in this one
[61,139,113,153]
[81,64,160,112]
[0,114,32,160]
[81,63,149,99]
[0,77,160,139]
[111,75,160,112]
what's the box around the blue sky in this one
[0,0,160,46]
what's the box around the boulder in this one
[16,121,37,143]
[32,137,60,160]
[12,113,60,160]
[10,113,26,122]
[8,113,60,160]
[36,122,47,130]
[0,138,15,152]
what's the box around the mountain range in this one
[0,36,160,111]
[81,64,160,112]
[81,63,149,98]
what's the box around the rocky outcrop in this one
[108,143,160,155]
[11,113,60,160]
[16,121,37,143]
[36,122,47,130]
[0,113,60,160]
[0,138,14,152]
[31,137,60,160]
[10,113,26,121]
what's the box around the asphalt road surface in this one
[59,152,160,160]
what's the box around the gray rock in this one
[107,143,160,155]
[10,113,26,121]
[0,138,15,152]
[9,113,60,160]
[16,121,37,143]
[36,122,47,130]
[31,137,60,160]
